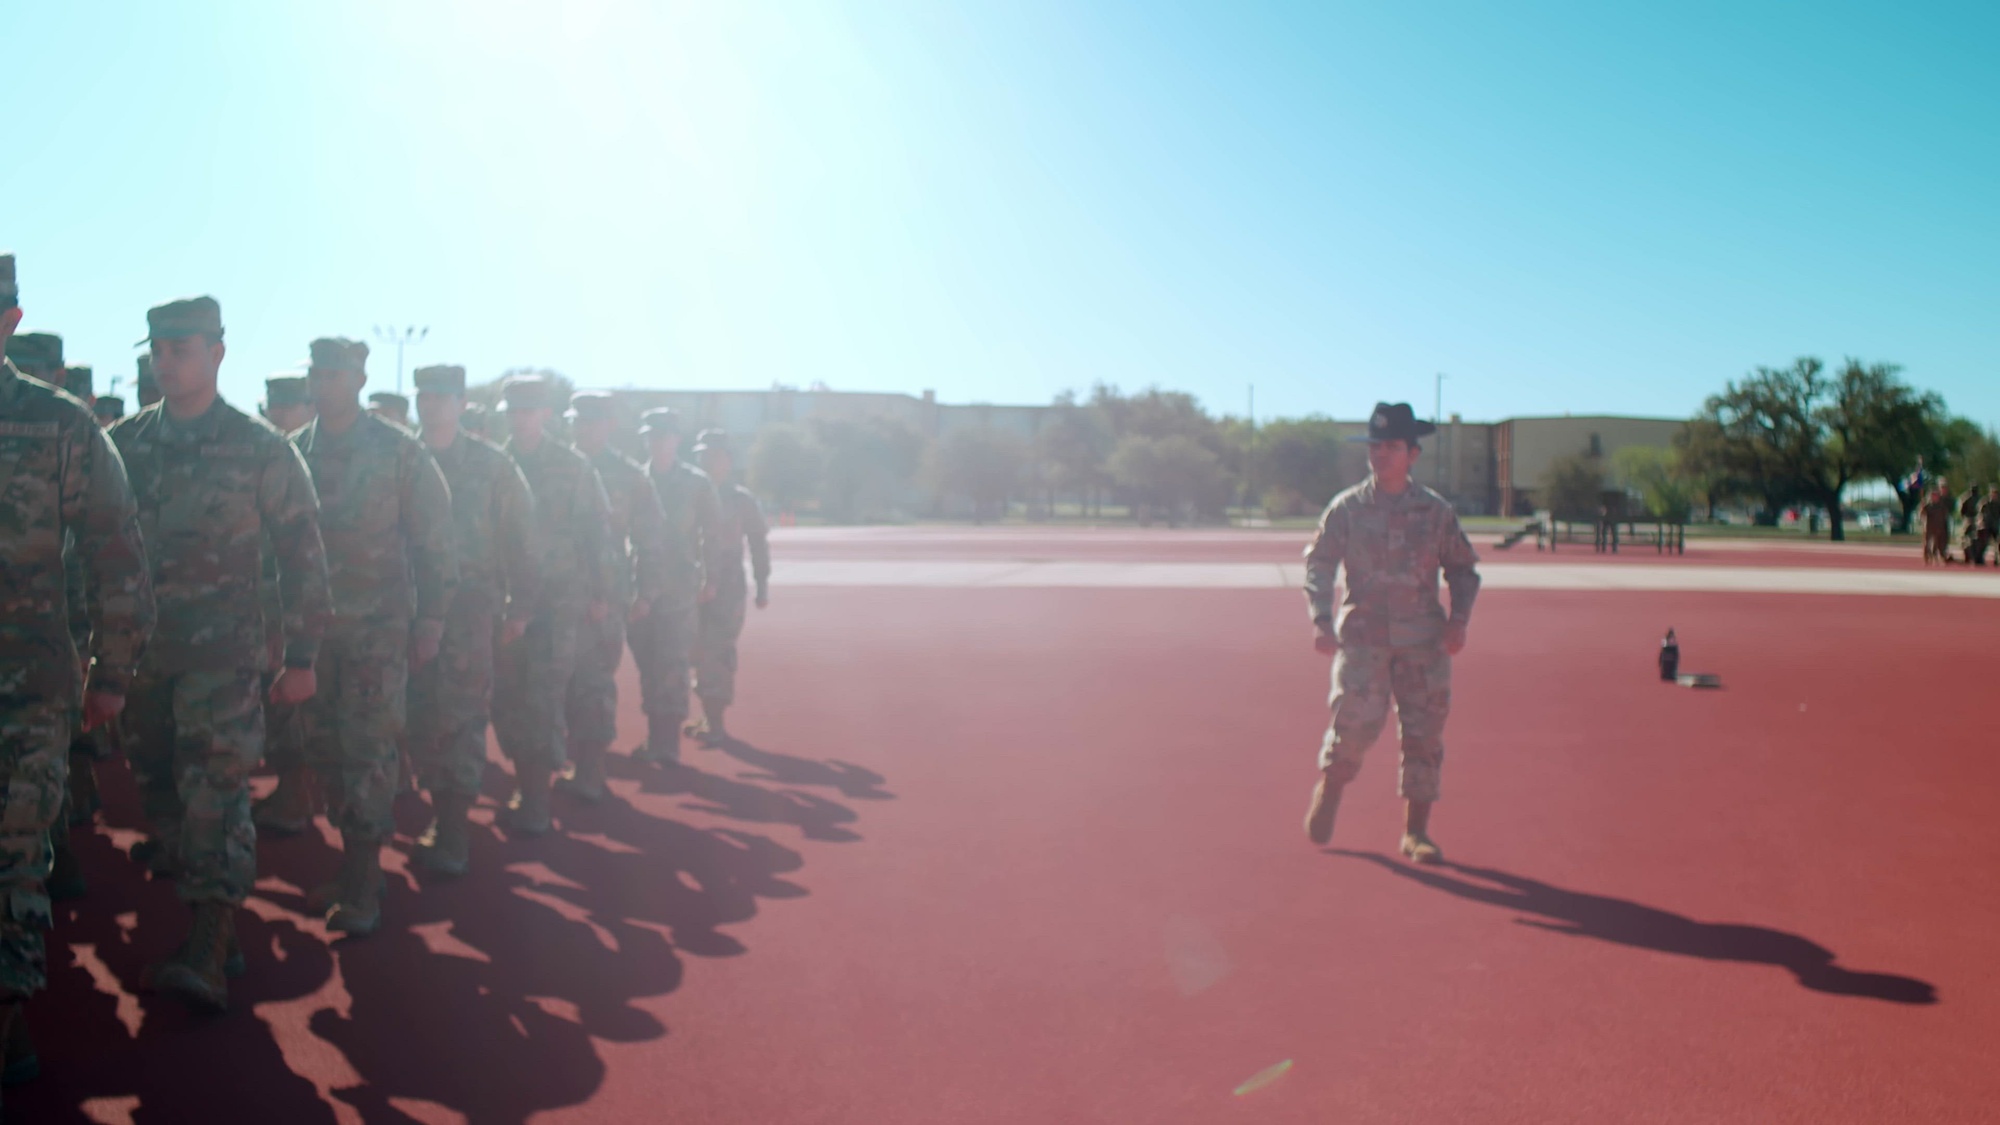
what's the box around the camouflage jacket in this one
[1980,493,2000,532]
[294,412,457,625]
[505,436,614,610]
[587,446,669,611]
[1304,479,1480,648]
[0,359,154,698]
[708,481,770,593]
[112,398,331,673]
[647,458,722,609]
[428,430,542,620]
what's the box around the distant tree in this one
[1254,417,1352,517]
[1612,446,1694,521]
[812,416,925,522]
[1039,392,1115,515]
[749,423,824,517]
[1940,419,2000,488]
[935,429,1026,522]
[1540,451,1605,522]
[1107,434,1227,526]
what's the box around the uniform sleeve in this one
[578,464,617,605]
[66,421,154,695]
[1436,505,1482,627]
[497,454,543,622]
[743,489,771,588]
[405,440,460,627]
[261,441,332,668]
[1302,500,1344,625]
[627,471,671,608]
[695,473,723,590]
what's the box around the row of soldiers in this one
[1917,479,2000,565]
[0,254,771,1101]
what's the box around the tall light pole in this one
[1435,372,1447,425]
[373,325,430,395]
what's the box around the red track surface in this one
[23,532,1999,1123]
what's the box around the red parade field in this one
[21,529,1999,1124]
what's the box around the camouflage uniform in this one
[293,383,457,843]
[694,477,770,719]
[1978,489,2000,560]
[0,340,154,995]
[563,400,669,780]
[256,375,315,791]
[111,383,330,907]
[1959,488,1987,566]
[633,438,721,758]
[408,373,540,803]
[1920,488,1953,564]
[493,424,615,780]
[1304,477,1480,803]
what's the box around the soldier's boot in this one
[139,906,246,991]
[253,767,317,836]
[67,755,101,826]
[691,701,729,747]
[2,998,38,1086]
[1399,799,1443,866]
[555,743,611,804]
[131,835,184,878]
[503,769,554,836]
[1304,773,1345,846]
[47,835,86,902]
[325,836,385,937]
[149,902,236,1012]
[415,793,474,878]
[633,719,681,766]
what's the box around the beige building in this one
[1494,415,1686,516]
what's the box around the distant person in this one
[251,374,322,836]
[261,374,316,434]
[1301,402,1480,864]
[686,429,769,746]
[136,354,161,408]
[1958,484,1987,566]
[92,395,125,425]
[1979,487,2000,564]
[62,364,94,410]
[369,390,411,428]
[1920,480,1953,565]
[632,408,722,765]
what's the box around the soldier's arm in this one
[1437,506,1482,627]
[579,464,617,605]
[66,421,155,695]
[694,473,722,589]
[629,473,671,609]
[498,455,544,624]
[262,442,332,667]
[405,441,460,637]
[743,489,771,589]
[1302,500,1345,626]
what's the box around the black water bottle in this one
[1659,629,1680,682]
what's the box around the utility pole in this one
[372,325,430,395]
[1435,372,1447,425]
[1245,384,1256,519]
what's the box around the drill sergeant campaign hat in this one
[412,364,467,394]
[1349,401,1438,444]
[0,252,16,311]
[565,391,616,422]
[11,332,63,378]
[500,374,554,411]
[138,296,224,344]
[65,364,94,398]
[638,406,682,436]
[308,337,369,374]
[265,374,310,407]
[93,395,126,421]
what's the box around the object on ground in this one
[1676,673,1721,689]
[1659,629,1680,681]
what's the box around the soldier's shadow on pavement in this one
[1333,851,1938,1006]
[20,742,883,1125]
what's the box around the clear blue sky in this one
[9,0,1997,425]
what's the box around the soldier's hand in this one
[1312,624,1337,656]
[755,587,769,609]
[1443,621,1468,655]
[269,668,317,706]
[698,582,718,604]
[500,617,528,645]
[588,600,610,623]
[82,689,126,732]
[628,598,652,623]
[411,620,445,668]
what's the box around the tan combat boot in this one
[415,793,474,878]
[325,835,385,936]
[633,718,681,766]
[1304,773,1344,846]
[253,767,317,836]
[689,702,728,747]
[504,768,554,836]
[1400,799,1443,865]
[149,902,237,1011]
[555,744,610,803]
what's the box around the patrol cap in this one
[691,427,730,456]
[0,253,16,311]
[639,406,681,436]
[412,364,467,394]
[65,364,94,398]
[461,401,489,434]
[1350,402,1437,444]
[11,332,63,375]
[93,396,126,421]
[265,374,310,407]
[567,391,615,422]
[369,391,410,415]
[308,337,369,374]
[501,375,554,411]
[139,296,224,345]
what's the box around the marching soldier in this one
[1301,403,1480,864]
[687,429,769,746]
[557,392,667,801]
[490,376,614,834]
[293,338,457,935]
[252,374,322,834]
[0,254,154,1079]
[110,297,331,1009]
[632,408,721,765]
[369,390,411,428]
[1920,479,1953,565]
[1958,483,1987,566]
[407,364,541,876]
